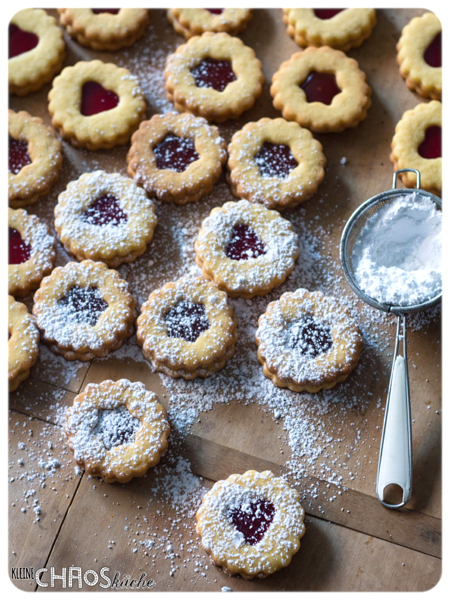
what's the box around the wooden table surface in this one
[9,8,441,593]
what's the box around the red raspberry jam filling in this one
[288,315,333,358]
[154,134,200,172]
[58,286,108,326]
[254,142,298,179]
[9,136,32,175]
[164,301,210,343]
[83,194,128,227]
[191,58,236,92]
[81,81,119,117]
[92,9,120,15]
[301,71,341,105]
[228,498,276,545]
[424,32,441,68]
[92,405,140,450]
[9,24,39,59]
[205,9,224,15]
[314,9,344,20]
[226,224,267,261]
[418,126,441,159]
[9,228,32,265]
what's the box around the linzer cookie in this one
[65,379,170,484]
[194,200,299,298]
[271,46,371,133]
[167,8,252,39]
[137,277,238,380]
[227,118,326,211]
[196,470,305,579]
[57,9,149,51]
[55,171,157,268]
[9,109,62,209]
[9,9,65,96]
[8,296,40,392]
[390,101,442,197]
[164,32,264,122]
[127,112,227,204]
[397,12,441,101]
[255,289,363,393]
[48,60,146,150]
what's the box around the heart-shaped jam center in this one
[314,9,344,20]
[205,9,224,15]
[92,406,140,450]
[301,71,341,105]
[228,499,276,545]
[9,228,31,265]
[9,136,32,175]
[92,9,120,15]
[255,142,298,179]
[191,58,236,92]
[9,23,39,59]
[424,32,441,68]
[288,315,333,357]
[58,286,108,326]
[226,224,266,261]
[81,81,119,117]
[154,134,200,172]
[164,301,210,343]
[418,126,441,159]
[82,194,128,227]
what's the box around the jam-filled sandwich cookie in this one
[55,171,157,268]
[397,12,441,100]
[136,277,238,380]
[9,110,62,209]
[9,9,65,96]
[196,470,305,579]
[164,32,264,123]
[8,296,40,392]
[167,9,252,39]
[271,46,371,133]
[33,260,137,361]
[390,101,441,197]
[9,208,56,298]
[57,9,149,51]
[227,118,326,211]
[194,200,299,298]
[65,379,170,484]
[127,112,227,204]
[256,289,362,393]
[283,9,376,52]
[48,60,146,150]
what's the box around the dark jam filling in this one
[9,23,39,59]
[418,126,441,159]
[92,406,140,451]
[154,134,200,172]
[226,224,267,261]
[254,142,298,179]
[9,228,31,265]
[314,9,344,20]
[81,81,119,117]
[288,315,333,358]
[228,499,276,545]
[9,136,32,174]
[164,301,210,343]
[300,71,341,105]
[82,194,128,227]
[58,286,108,326]
[191,58,236,92]
[424,32,441,68]
[205,9,224,15]
[92,9,120,14]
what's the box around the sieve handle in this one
[392,168,421,190]
[376,314,413,509]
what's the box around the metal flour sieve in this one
[339,169,442,509]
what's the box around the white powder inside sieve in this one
[351,192,441,307]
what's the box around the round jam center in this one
[424,32,441,68]
[300,71,341,105]
[154,134,200,172]
[83,194,128,227]
[92,9,120,15]
[314,9,344,20]
[205,9,224,15]
[226,224,266,261]
[191,58,236,92]
[9,228,31,265]
[92,406,140,451]
[254,142,298,179]
[228,499,276,546]
[418,126,441,159]
[288,315,333,358]
[81,81,119,117]
[9,23,39,59]
[164,301,210,343]
[58,286,108,326]
[9,136,32,175]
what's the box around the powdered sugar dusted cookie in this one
[9,296,40,392]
